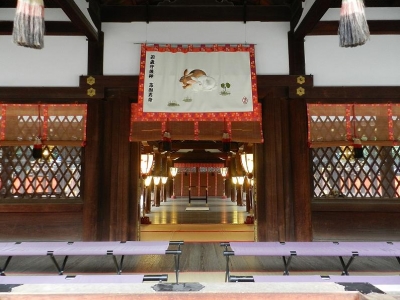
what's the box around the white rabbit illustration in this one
[191,75,217,92]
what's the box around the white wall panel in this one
[305,35,400,86]
[103,22,290,75]
[0,36,87,87]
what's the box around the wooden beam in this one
[1,0,60,8]
[100,5,291,22]
[293,0,334,40]
[0,21,84,36]
[289,86,400,99]
[0,87,103,99]
[310,20,400,35]
[330,0,400,7]
[53,0,98,41]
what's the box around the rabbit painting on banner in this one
[179,69,217,92]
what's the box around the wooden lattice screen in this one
[0,104,87,145]
[0,104,86,199]
[307,104,400,147]
[308,104,400,198]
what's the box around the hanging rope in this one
[338,0,370,48]
[13,0,45,49]
[351,104,364,159]
[32,104,43,159]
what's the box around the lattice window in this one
[312,146,400,198]
[0,145,82,199]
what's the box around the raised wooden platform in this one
[140,224,254,242]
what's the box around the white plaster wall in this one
[304,35,400,86]
[1,2,400,88]
[0,35,88,87]
[102,22,290,76]
[301,5,400,86]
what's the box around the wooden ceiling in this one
[1,0,400,41]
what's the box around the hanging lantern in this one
[220,167,228,178]
[222,132,231,153]
[32,137,43,159]
[140,153,154,179]
[240,152,254,179]
[170,167,178,178]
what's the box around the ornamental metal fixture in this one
[297,87,305,96]
[87,88,96,97]
[297,76,305,85]
[86,76,95,85]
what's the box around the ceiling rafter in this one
[99,4,292,22]
[292,0,334,40]
[53,0,98,41]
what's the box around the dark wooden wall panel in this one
[0,212,82,241]
[312,212,400,241]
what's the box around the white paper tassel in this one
[338,0,370,48]
[12,0,45,49]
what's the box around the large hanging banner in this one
[137,44,258,117]
[132,44,262,142]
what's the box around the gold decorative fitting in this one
[297,87,305,96]
[87,76,95,85]
[297,76,305,85]
[87,88,96,97]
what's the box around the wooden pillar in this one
[100,88,139,241]
[129,142,141,239]
[288,31,305,75]
[155,184,161,207]
[82,99,102,240]
[254,143,266,240]
[245,180,251,212]
[256,90,293,242]
[236,184,243,206]
[230,184,236,202]
[145,183,152,213]
[289,98,312,241]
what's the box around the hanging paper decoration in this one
[338,0,370,48]
[12,0,45,49]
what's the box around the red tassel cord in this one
[13,0,45,49]
[338,0,370,48]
